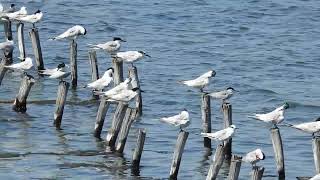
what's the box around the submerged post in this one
[29,28,44,70]
[131,129,146,174]
[17,22,26,60]
[251,166,265,180]
[70,40,77,88]
[116,108,136,153]
[53,81,70,129]
[112,57,123,86]
[94,98,110,139]
[227,155,242,180]
[206,144,225,180]
[313,137,320,173]
[201,94,211,149]
[128,66,142,117]
[12,74,35,112]
[223,103,232,160]
[270,127,285,179]
[169,131,189,179]
[106,102,128,148]
[4,20,12,41]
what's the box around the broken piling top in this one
[12,73,35,113]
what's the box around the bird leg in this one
[200,88,204,93]
[32,23,36,29]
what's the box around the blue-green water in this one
[0,0,319,179]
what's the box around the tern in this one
[201,125,237,141]
[5,6,27,20]
[95,78,131,97]
[39,63,68,76]
[208,87,236,103]
[160,109,190,131]
[288,117,320,137]
[5,57,33,71]
[249,103,290,128]
[179,70,216,92]
[116,51,150,66]
[88,37,126,54]
[15,10,43,28]
[50,25,87,41]
[84,68,113,90]
[105,87,140,103]
[243,149,265,167]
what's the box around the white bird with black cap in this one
[88,37,126,54]
[116,50,150,66]
[84,68,113,90]
[5,57,33,71]
[179,70,216,92]
[243,148,265,167]
[208,87,236,103]
[288,117,320,137]
[105,87,141,103]
[43,63,70,81]
[15,9,43,28]
[201,125,237,141]
[39,63,68,76]
[249,103,290,128]
[160,109,190,131]
[95,78,131,97]
[50,25,86,41]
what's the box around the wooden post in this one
[12,74,35,112]
[201,94,211,149]
[206,144,225,180]
[313,137,320,173]
[112,57,123,86]
[17,23,26,61]
[0,46,14,86]
[53,81,70,129]
[29,28,44,70]
[106,103,128,148]
[4,20,12,41]
[169,131,189,179]
[116,108,136,153]
[227,155,242,180]
[270,127,285,179]
[251,166,264,180]
[89,50,99,82]
[93,98,110,139]
[131,129,146,174]
[223,103,232,160]
[70,40,77,88]
[128,66,142,117]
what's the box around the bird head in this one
[103,68,114,77]
[283,102,289,109]
[210,70,216,77]
[34,9,41,14]
[113,37,126,42]
[132,87,144,92]
[255,149,265,160]
[230,125,238,129]
[10,4,15,8]
[57,62,65,70]
[138,51,151,57]
[315,117,320,122]
[226,87,236,92]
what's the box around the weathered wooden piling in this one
[89,50,99,82]
[251,166,265,180]
[12,74,35,112]
[53,81,70,129]
[201,94,211,149]
[4,20,12,41]
[169,131,189,179]
[222,103,233,160]
[116,108,136,153]
[313,137,320,173]
[29,28,44,70]
[70,40,78,88]
[270,127,285,179]
[112,57,123,86]
[106,103,128,148]
[93,98,110,139]
[17,23,26,60]
[128,66,142,117]
[131,129,146,173]
[206,144,225,180]
[0,46,14,86]
[227,155,242,180]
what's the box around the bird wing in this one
[5,61,25,69]
[293,122,320,133]
[160,114,180,125]
[209,90,227,99]
[39,68,57,76]
[54,26,79,40]
[182,78,207,88]
[117,51,139,61]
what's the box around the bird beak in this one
[145,54,151,57]
[140,90,145,92]
[235,127,239,129]
[121,39,126,42]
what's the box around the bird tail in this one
[177,80,186,85]
[201,133,211,138]
[87,44,100,50]
[282,122,293,127]
[48,37,56,41]
[248,114,258,119]
[83,84,88,88]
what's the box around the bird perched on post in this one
[207,87,236,103]
[201,125,237,141]
[105,87,141,103]
[4,57,33,71]
[84,68,113,90]
[39,63,68,76]
[95,78,131,97]
[88,37,126,54]
[242,148,265,167]
[15,9,43,28]
[50,25,86,41]
[288,117,320,137]
[115,51,150,66]
[179,70,216,92]
[160,109,190,131]
[249,103,290,128]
